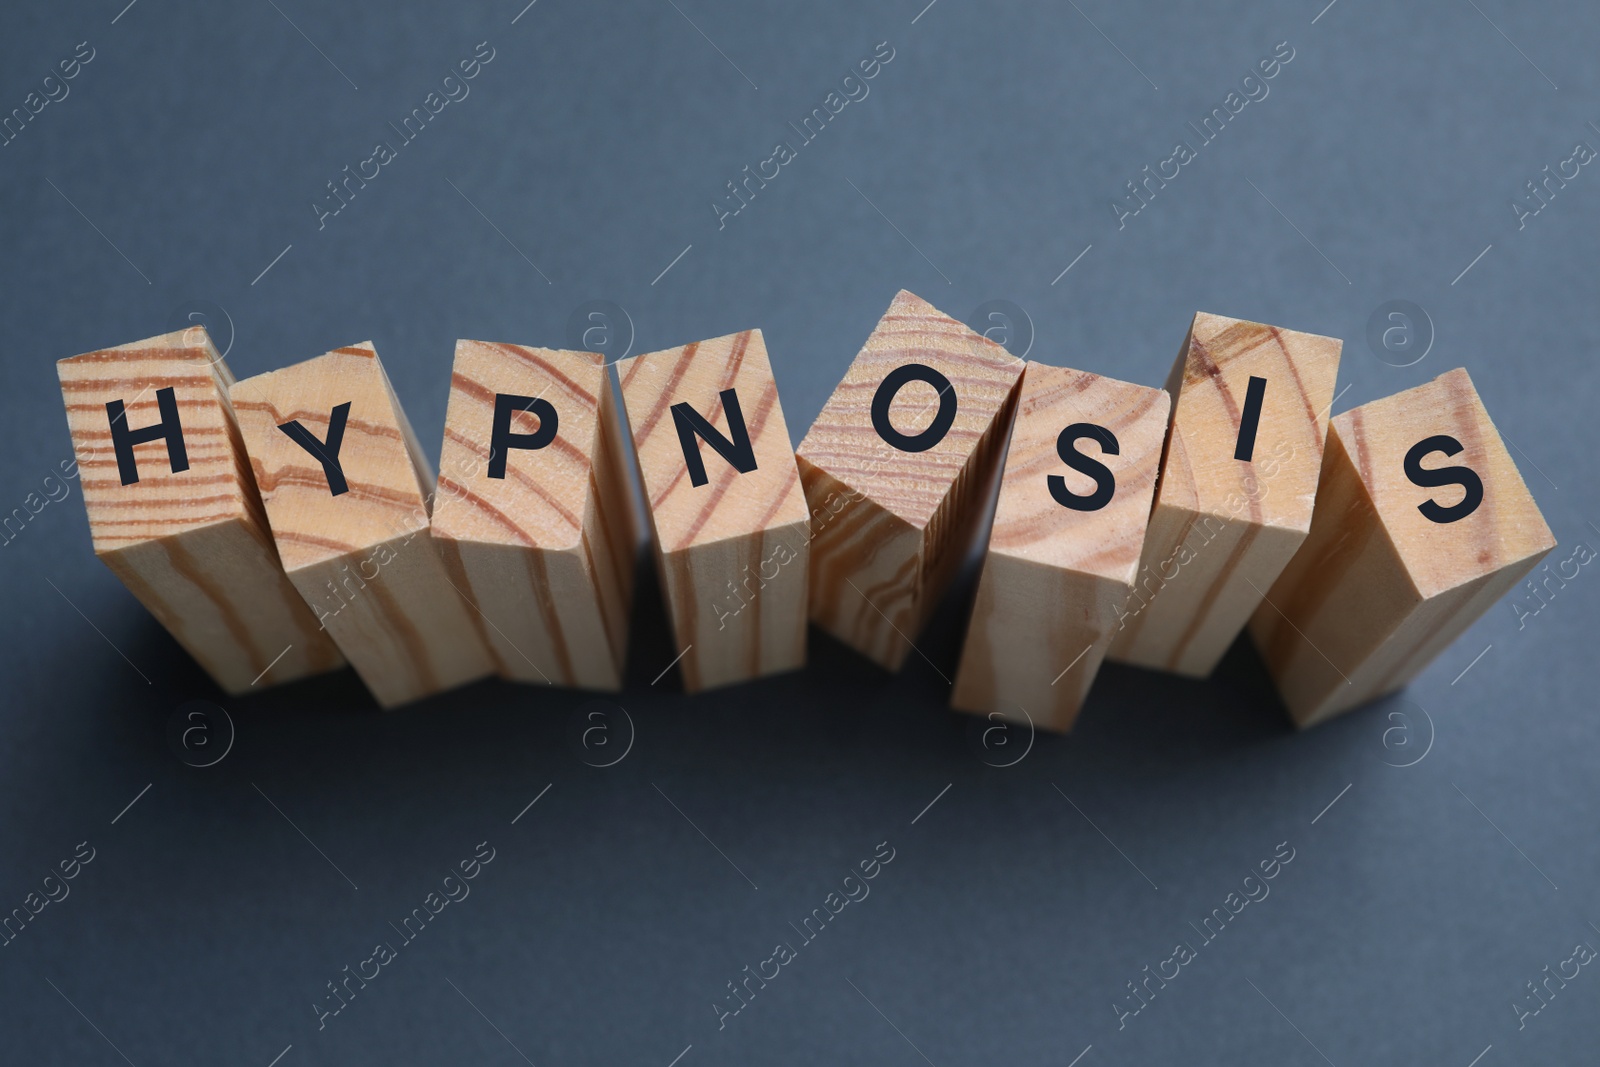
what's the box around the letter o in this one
[870,363,956,453]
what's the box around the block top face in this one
[432,342,605,552]
[1333,366,1555,599]
[795,290,1026,530]
[1159,311,1342,532]
[617,328,807,553]
[230,343,432,573]
[988,362,1170,585]
[57,327,254,555]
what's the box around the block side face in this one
[230,346,431,573]
[1299,550,1548,726]
[598,369,647,552]
[795,289,1025,530]
[951,552,1124,733]
[545,543,626,690]
[1248,431,1421,722]
[588,372,639,670]
[1110,507,1308,676]
[903,355,1020,648]
[433,342,604,551]
[799,456,922,670]
[1160,313,1341,530]
[988,363,1169,582]
[443,538,621,689]
[431,532,508,678]
[59,335,253,555]
[371,344,438,504]
[1334,367,1556,600]
[101,517,344,692]
[617,330,808,551]
[659,517,809,691]
[288,529,494,707]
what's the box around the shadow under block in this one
[1107,312,1342,677]
[230,343,494,708]
[616,329,809,692]
[56,329,343,693]
[952,364,1170,732]
[1249,367,1555,728]
[430,342,636,690]
[796,290,1025,671]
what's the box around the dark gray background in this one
[2,0,1597,1064]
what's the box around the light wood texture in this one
[616,329,809,692]
[796,289,1025,671]
[431,341,636,690]
[56,329,343,693]
[1249,367,1555,727]
[230,343,494,708]
[952,363,1170,731]
[1107,312,1342,677]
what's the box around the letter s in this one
[1048,423,1118,511]
[1403,434,1484,524]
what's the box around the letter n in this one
[671,388,757,487]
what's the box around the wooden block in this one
[56,329,344,693]
[616,329,809,692]
[230,343,494,708]
[796,290,1025,671]
[1107,312,1342,677]
[1249,367,1555,727]
[430,341,636,690]
[952,363,1170,731]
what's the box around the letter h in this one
[107,386,189,486]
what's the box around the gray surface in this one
[2,0,1597,1063]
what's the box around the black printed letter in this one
[1048,423,1119,512]
[1403,434,1483,524]
[672,389,757,488]
[1233,375,1267,461]
[488,394,558,479]
[277,402,352,496]
[871,364,957,453]
[106,386,189,486]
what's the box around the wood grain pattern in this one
[230,343,493,708]
[431,341,637,690]
[952,363,1170,731]
[617,329,809,692]
[56,328,343,693]
[1107,312,1341,677]
[796,289,1025,671]
[1248,367,1555,727]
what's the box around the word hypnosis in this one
[711,41,897,230]
[713,840,896,1030]
[1111,40,1296,230]
[312,41,496,230]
